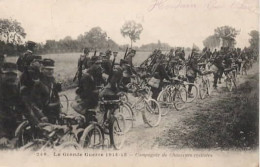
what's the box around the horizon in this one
[0,0,259,48]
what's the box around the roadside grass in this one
[158,73,259,150]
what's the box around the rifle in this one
[73,68,79,82]
[94,50,97,57]
[107,55,116,84]
[123,47,129,59]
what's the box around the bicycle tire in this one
[59,94,69,113]
[79,123,104,149]
[199,80,208,99]
[157,89,172,116]
[174,87,187,111]
[15,121,38,148]
[109,114,126,150]
[142,99,161,127]
[114,103,134,133]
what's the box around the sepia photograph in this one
[0,0,259,166]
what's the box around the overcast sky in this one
[0,0,259,48]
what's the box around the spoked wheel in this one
[173,87,187,111]
[184,83,198,102]
[157,90,173,116]
[109,114,126,150]
[114,103,134,133]
[59,94,69,113]
[15,121,38,148]
[199,80,208,99]
[143,99,161,127]
[80,124,104,149]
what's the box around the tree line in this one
[0,18,259,57]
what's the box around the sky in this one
[0,0,259,48]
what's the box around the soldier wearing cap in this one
[35,59,61,123]
[72,64,102,123]
[0,62,22,147]
[16,41,37,72]
[121,49,137,85]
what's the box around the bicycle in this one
[157,78,188,116]
[18,114,84,151]
[129,86,162,127]
[224,67,237,92]
[79,97,126,150]
[196,71,213,99]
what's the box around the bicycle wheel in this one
[15,121,38,148]
[157,89,173,116]
[199,80,207,99]
[109,114,126,150]
[59,94,69,113]
[143,99,161,127]
[114,103,134,133]
[184,83,198,103]
[79,124,104,149]
[173,87,187,111]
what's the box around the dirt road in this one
[62,63,259,151]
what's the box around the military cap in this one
[105,50,112,55]
[42,58,55,69]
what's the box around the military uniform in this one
[0,63,22,144]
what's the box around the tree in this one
[248,30,259,58]
[203,35,221,49]
[0,18,26,44]
[214,26,240,48]
[120,20,143,48]
[84,27,107,49]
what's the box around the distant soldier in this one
[76,48,91,85]
[16,41,37,72]
[121,49,137,85]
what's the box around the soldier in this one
[36,59,61,123]
[186,51,202,97]
[0,62,22,148]
[76,47,91,85]
[150,57,172,100]
[72,64,101,123]
[16,41,37,72]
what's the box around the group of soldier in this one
[0,41,61,147]
[0,39,256,148]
